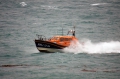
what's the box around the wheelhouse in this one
[48,36,77,46]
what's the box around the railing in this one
[36,34,47,41]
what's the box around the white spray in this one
[63,39,120,54]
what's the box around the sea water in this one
[0,0,120,79]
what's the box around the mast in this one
[73,26,75,36]
[62,25,63,36]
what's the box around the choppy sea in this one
[0,0,120,79]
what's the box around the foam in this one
[20,2,27,7]
[63,39,120,54]
[91,3,108,6]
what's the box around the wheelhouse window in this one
[60,38,72,41]
[51,37,58,40]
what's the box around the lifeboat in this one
[34,27,78,53]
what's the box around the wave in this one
[63,39,120,54]
[20,2,27,7]
[90,3,108,6]
[41,5,58,10]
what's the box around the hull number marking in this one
[38,43,50,47]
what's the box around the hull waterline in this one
[34,40,66,53]
[37,47,63,53]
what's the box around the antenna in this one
[73,26,75,31]
[62,25,63,36]
[73,26,76,36]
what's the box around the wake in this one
[63,39,120,54]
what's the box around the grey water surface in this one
[0,0,120,79]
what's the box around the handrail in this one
[36,34,47,41]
